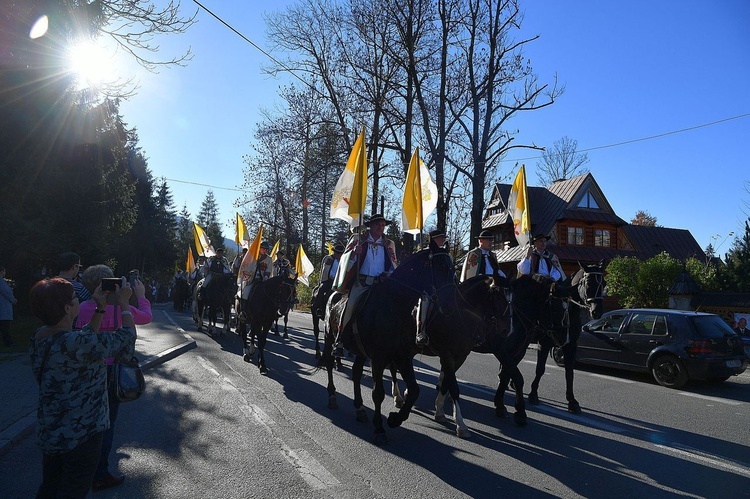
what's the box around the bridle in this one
[567,270,604,312]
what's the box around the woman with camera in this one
[76,264,152,491]
[30,277,136,498]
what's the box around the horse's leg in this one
[387,360,420,429]
[312,316,321,359]
[493,354,508,418]
[441,362,470,439]
[370,361,387,445]
[352,355,368,423]
[283,312,289,339]
[321,326,338,409]
[389,363,404,408]
[508,365,528,427]
[529,339,551,405]
[434,370,448,423]
[563,340,581,413]
[257,325,268,375]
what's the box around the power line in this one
[503,112,750,163]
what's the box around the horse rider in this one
[311,243,344,317]
[272,250,298,280]
[334,213,398,349]
[232,247,248,277]
[461,230,508,284]
[198,247,232,300]
[415,228,455,346]
[237,241,273,320]
[517,233,565,281]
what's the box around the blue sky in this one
[116,0,750,255]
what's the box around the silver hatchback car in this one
[569,309,748,388]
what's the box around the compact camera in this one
[101,277,122,292]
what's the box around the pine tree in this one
[197,190,224,250]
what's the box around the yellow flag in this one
[270,240,280,261]
[347,128,368,223]
[186,247,195,273]
[193,222,216,257]
[507,165,531,247]
[235,212,249,247]
[331,128,368,227]
[325,241,333,255]
[238,225,264,282]
[295,244,315,286]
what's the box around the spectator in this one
[56,252,92,302]
[30,278,136,498]
[0,265,17,347]
[735,317,748,337]
[76,265,151,491]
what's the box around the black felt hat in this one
[531,234,551,243]
[365,213,392,226]
[477,230,494,239]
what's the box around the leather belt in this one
[358,274,381,286]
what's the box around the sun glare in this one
[67,40,115,89]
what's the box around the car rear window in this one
[690,315,736,339]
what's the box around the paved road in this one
[2,308,749,498]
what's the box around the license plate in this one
[725,359,742,368]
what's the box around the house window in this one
[594,229,610,247]
[567,227,584,246]
[577,191,600,209]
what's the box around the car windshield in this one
[691,315,736,339]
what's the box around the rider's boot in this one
[415,294,430,347]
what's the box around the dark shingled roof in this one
[622,225,706,261]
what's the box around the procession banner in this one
[186,247,195,274]
[235,212,250,248]
[401,147,438,234]
[193,222,216,257]
[270,240,280,261]
[507,165,531,247]
[330,128,367,227]
[295,244,315,287]
[238,225,264,283]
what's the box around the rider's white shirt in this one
[359,235,385,277]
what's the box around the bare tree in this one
[535,135,589,186]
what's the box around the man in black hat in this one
[272,250,298,280]
[517,233,564,281]
[199,247,231,299]
[335,213,399,346]
[311,243,345,317]
[460,230,507,282]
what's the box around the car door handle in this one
[649,340,662,345]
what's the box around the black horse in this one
[527,262,605,413]
[426,275,509,437]
[193,273,235,337]
[237,276,296,374]
[320,249,457,445]
[273,283,296,338]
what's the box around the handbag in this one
[113,356,145,402]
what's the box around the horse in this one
[172,275,190,311]
[527,262,605,413]
[319,249,457,445]
[237,276,297,374]
[193,273,235,337]
[425,275,510,437]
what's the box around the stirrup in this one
[416,332,429,347]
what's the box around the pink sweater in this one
[76,298,152,365]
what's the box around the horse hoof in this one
[457,427,471,439]
[495,406,508,419]
[386,412,402,429]
[259,366,268,375]
[328,396,338,410]
[315,351,321,360]
[513,412,528,427]
[373,433,388,446]
[243,354,251,363]
[394,399,404,409]
[528,392,540,405]
[434,414,448,424]
[568,401,582,414]
[355,408,368,423]
[283,333,289,339]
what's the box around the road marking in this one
[655,444,750,477]
[677,392,742,406]
[196,355,339,490]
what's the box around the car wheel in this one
[551,346,565,367]
[651,355,689,389]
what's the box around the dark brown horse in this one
[528,262,605,413]
[426,275,510,437]
[310,280,334,359]
[319,249,457,444]
[193,273,235,337]
[237,276,296,374]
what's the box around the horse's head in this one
[269,276,296,317]
[573,261,605,319]
[390,249,457,315]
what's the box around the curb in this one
[0,333,196,459]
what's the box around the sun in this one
[67,39,115,89]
